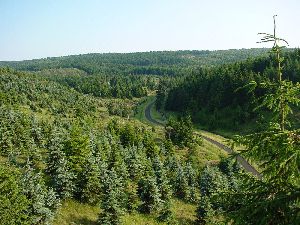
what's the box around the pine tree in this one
[81,151,106,205]
[152,156,175,223]
[196,165,229,224]
[217,16,300,224]
[22,160,60,225]
[199,165,229,198]
[125,145,147,181]
[184,162,198,203]
[174,163,189,200]
[0,164,31,225]
[196,196,213,225]
[152,156,173,201]
[63,124,91,193]
[97,168,124,225]
[46,130,75,199]
[125,181,140,212]
[138,173,162,214]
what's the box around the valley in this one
[0,47,299,225]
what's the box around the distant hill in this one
[0,49,271,76]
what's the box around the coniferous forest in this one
[1,18,300,225]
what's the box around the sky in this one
[1,0,299,61]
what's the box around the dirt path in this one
[144,99,261,178]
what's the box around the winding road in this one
[144,100,261,178]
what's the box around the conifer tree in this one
[125,145,147,181]
[152,156,173,201]
[125,181,140,212]
[174,163,189,199]
[46,130,75,199]
[138,173,162,214]
[184,162,198,203]
[215,16,300,224]
[0,164,31,225]
[63,125,91,196]
[152,156,175,223]
[81,151,106,205]
[97,168,124,225]
[196,196,213,225]
[196,165,229,223]
[22,160,60,225]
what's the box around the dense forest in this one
[0,43,299,225]
[158,49,300,132]
[0,49,271,76]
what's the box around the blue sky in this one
[1,0,299,60]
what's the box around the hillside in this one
[159,49,300,134]
[0,49,270,76]
[1,47,299,225]
[0,67,228,225]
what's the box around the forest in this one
[159,49,300,133]
[0,41,299,225]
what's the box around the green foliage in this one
[164,48,300,132]
[46,129,76,199]
[0,47,275,225]
[199,165,229,198]
[157,200,177,224]
[165,115,194,147]
[138,173,162,214]
[0,49,271,76]
[184,162,199,203]
[0,164,31,225]
[195,196,213,225]
[212,16,300,224]
[0,69,104,118]
[63,124,91,195]
[98,168,125,225]
[22,161,60,225]
[80,152,105,205]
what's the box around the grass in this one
[53,199,99,225]
[150,103,167,125]
[172,137,227,169]
[54,198,196,225]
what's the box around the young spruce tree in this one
[98,168,124,225]
[46,130,76,199]
[218,16,300,225]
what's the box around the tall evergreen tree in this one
[174,163,189,200]
[213,17,300,224]
[0,164,31,225]
[22,160,60,225]
[63,125,91,196]
[138,173,162,214]
[81,151,106,205]
[97,168,124,225]
[46,130,75,199]
[152,156,172,201]
[184,162,198,203]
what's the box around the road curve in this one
[201,135,261,178]
[145,101,165,126]
[144,99,261,178]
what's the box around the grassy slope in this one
[54,199,196,225]
[53,97,226,225]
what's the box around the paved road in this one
[145,101,165,126]
[201,135,261,178]
[144,100,261,178]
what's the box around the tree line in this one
[158,49,300,131]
